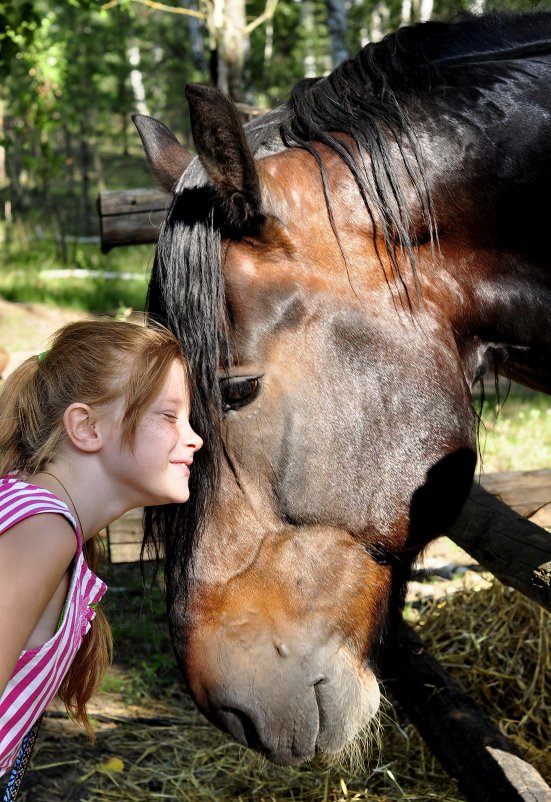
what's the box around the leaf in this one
[97,756,125,773]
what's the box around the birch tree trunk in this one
[0,99,5,183]
[412,0,434,23]
[128,40,149,115]
[302,1,317,78]
[206,0,246,102]
[418,0,434,22]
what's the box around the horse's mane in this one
[145,11,551,607]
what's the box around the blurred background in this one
[0,0,550,464]
[0,0,545,312]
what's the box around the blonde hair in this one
[0,318,189,737]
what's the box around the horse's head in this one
[135,84,481,763]
[134,13,551,764]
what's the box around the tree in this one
[326,0,348,67]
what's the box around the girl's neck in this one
[41,470,84,536]
[32,463,131,542]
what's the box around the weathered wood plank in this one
[385,619,551,802]
[98,188,171,216]
[106,508,151,563]
[447,481,551,612]
[97,188,170,251]
[480,469,551,525]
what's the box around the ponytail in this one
[0,355,112,737]
[58,536,113,739]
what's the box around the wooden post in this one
[385,619,551,802]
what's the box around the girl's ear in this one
[63,403,103,453]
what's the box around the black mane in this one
[145,10,551,611]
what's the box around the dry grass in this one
[414,577,551,782]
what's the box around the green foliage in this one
[1,0,549,284]
[0,1,41,78]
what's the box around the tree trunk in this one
[370,3,391,43]
[79,120,93,238]
[401,0,412,27]
[128,39,149,115]
[0,98,5,183]
[184,0,207,73]
[411,0,434,23]
[207,0,246,101]
[302,1,317,78]
[325,0,348,68]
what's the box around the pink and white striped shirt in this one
[0,477,107,776]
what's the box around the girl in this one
[0,319,202,790]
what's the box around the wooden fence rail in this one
[107,470,551,584]
[97,188,170,252]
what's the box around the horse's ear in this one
[132,113,193,193]
[185,83,262,227]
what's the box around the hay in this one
[30,710,464,802]
[13,577,551,801]
[413,575,551,782]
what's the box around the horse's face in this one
[135,88,478,764]
[185,149,477,763]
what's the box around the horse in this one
[134,10,551,766]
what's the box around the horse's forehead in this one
[221,145,377,299]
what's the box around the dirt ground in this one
[0,299,487,802]
[0,298,91,359]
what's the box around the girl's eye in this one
[220,377,261,412]
[162,412,177,421]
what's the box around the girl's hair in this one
[0,318,189,736]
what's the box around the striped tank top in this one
[0,477,107,776]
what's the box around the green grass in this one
[100,563,185,706]
[0,272,148,312]
[0,237,152,312]
[1,236,154,272]
[477,385,551,473]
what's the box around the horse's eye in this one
[220,377,261,412]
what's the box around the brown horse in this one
[134,11,551,765]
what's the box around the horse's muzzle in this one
[184,626,380,765]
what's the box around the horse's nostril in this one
[220,706,263,752]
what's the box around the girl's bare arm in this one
[0,514,77,700]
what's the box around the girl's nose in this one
[188,427,203,452]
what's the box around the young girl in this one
[0,319,202,787]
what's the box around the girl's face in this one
[101,359,203,507]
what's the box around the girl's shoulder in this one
[0,476,79,544]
